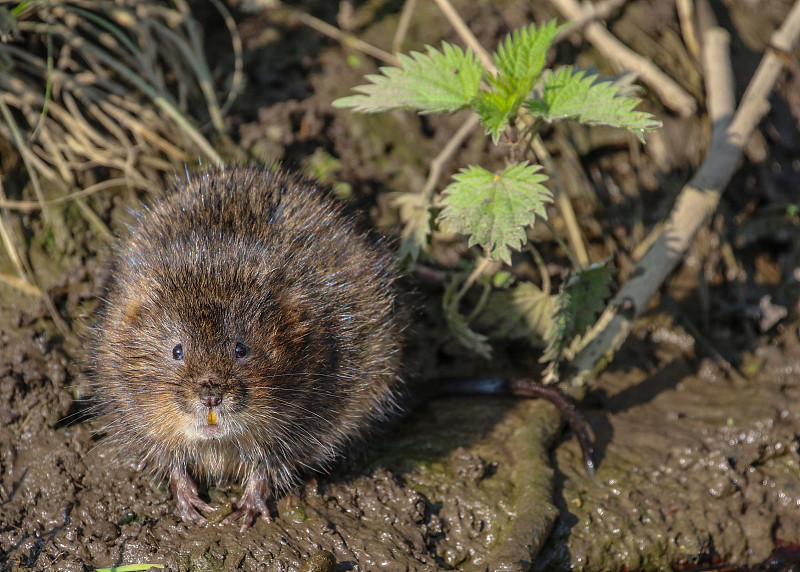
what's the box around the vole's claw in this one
[221,496,273,531]
[177,500,210,524]
[170,468,213,523]
[221,472,272,530]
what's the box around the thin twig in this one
[425,113,481,202]
[0,177,29,282]
[549,0,697,117]
[0,274,43,298]
[531,135,588,268]
[567,0,800,394]
[554,0,628,42]
[292,9,399,66]
[0,178,154,211]
[0,100,53,226]
[676,0,701,59]
[74,197,112,241]
[29,24,53,142]
[431,0,494,71]
[392,0,418,54]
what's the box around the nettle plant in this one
[335,21,660,379]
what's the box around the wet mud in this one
[538,318,800,570]
[0,288,564,571]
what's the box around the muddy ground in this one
[1,0,800,570]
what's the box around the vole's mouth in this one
[196,423,224,439]
[190,407,227,440]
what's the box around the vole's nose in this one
[199,390,222,408]
[197,376,223,408]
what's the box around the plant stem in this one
[466,281,492,322]
[526,243,551,295]
[425,113,481,203]
[0,177,29,282]
[455,256,493,305]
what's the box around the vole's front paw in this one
[221,472,272,531]
[170,469,213,523]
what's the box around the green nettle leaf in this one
[542,260,615,363]
[333,42,484,114]
[525,67,662,141]
[473,80,518,141]
[439,163,552,264]
[473,21,565,141]
[493,20,565,90]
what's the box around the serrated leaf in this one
[512,281,557,340]
[473,21,565,141]
[478,281,555,343]
[525,67,662,141]
[473,80,518,141]
[333,42,484,114]
[438,163,552,264]
[542,260,615,363]
[494,20,565,90]
[446,311,493,359]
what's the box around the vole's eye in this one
[235,342,248,359]
[172,344,184,360]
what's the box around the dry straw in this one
[0,0,241,293]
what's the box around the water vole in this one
[90,166,403,530]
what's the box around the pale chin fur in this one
[188,416,228,440]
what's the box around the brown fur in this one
[89,166,403,516]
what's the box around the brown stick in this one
[549,0,698,117]
[568,0,800,394]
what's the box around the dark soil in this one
[1,0,800,571]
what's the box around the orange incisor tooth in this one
[207,409,217,425]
